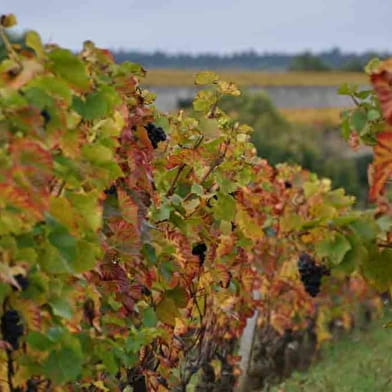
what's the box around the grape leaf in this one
[315,232,352,265]
[43,346,83,384]
[156,297,180,326]
[195,71,219,85]
[369,131,392,201]
[48,49,90,90]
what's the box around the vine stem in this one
[182,139,230,209]
[165,136,204,197]
[166,164,186,197]
[2,299,14,391]
[6,350,14,392]
[0,25,22,69]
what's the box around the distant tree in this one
[288,51,330,71]
[340,58,365,72]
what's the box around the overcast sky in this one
[2,0,391,53]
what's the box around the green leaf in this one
[156,297,180,326]
[191,184,204,196]
[166,286,188,308]
[46,216,77,264]
[115,61,146,77]
[43,346,83,384]
[47,326,66,343]
[48,49,90,90]
[72,86,120,120]
[350,109,367,132]
[28,76,73,105]
[212,193,236,221]
[195,71,219,85]
[82,143,113,165]
[367,109,381,121]
[25,30,45,59]
[361,247,392,291]
[152,204,172,221]
[39,244,73,274]
[27,331,54,351]
[142,243,157,265]
[337,83,355,96]
[96,347,118,375]
[349,218,378,243]
[376,216,392,232]
[49,296,73,320]
[74,240,100,273]
[334,234,368,275]
[0,282,11,304]
[23,87,53,110]
[355,90,372,99]
[315,232,352,265]
[193,90,217,113]
[142,307,158,328]
[340,111,351,140]
[68,191,102,232]
[364,58,381,74]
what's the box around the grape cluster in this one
[13,274,29,291]
[192,243,207,266]
[131,375,147,392]
[145,123,167,149]
[1,310,24,350]
[40,109,51,126]
[297,253,329,297]
[104,184,117,196]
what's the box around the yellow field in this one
[144,69,368,87]
[279,107,345,126]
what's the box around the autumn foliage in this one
[0,15,386,392]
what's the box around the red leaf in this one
[371,60,392,125]
[369,131,392,201]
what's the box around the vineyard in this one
[0,14,392,392]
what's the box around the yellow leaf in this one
[49,196,77,232]
[194,71,219,85]
[217,80,241,96]
[235,206,264,241]
[0,14,17,28]
[25,30,45,59]
[93,381,109,391]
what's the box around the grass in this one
[271,309,392,392]
[143,69,368,87]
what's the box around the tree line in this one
[113,48,390,72]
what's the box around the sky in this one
[2,0,391,54]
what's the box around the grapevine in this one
[0,14,386,392]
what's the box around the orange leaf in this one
[369,131,392,201]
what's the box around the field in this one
[279,107,344,126]
[144,69,368,87]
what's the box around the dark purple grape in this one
[1,310,24,350]
[144,123,167,149]
[13,274,29,291]
[40,109,51,126]
[104,185,117,196]
[297,253,329,297]
[192,243,207,266]
[141,286,151,296]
